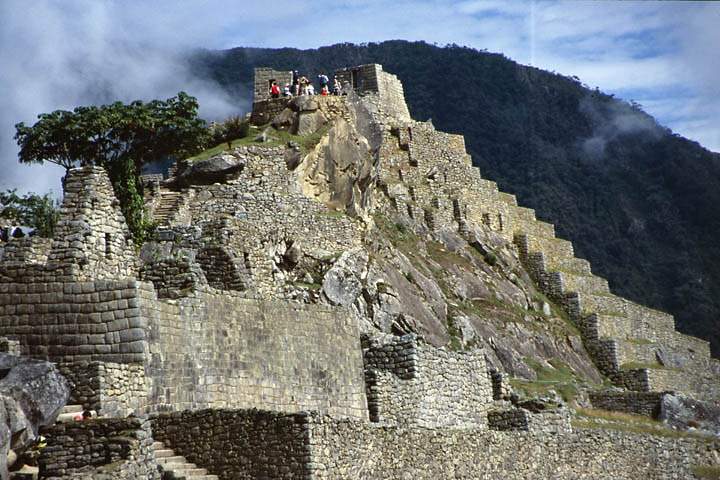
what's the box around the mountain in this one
[189,40,720,355]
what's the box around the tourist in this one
[307,83,315,96]
[333,77,342,96]
[283,83,292,97]
[292,70,299,96]
[299,76,309,95]
[270,81,280,99]
[318,73,329,90]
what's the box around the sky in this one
[0,0,718,195]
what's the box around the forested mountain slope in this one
[189,40,720,354]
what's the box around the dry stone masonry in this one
[0,63,717,478]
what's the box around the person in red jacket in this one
[270,81,281,98]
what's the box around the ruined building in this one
[0,64,718,479]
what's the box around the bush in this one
[209,116,250,148]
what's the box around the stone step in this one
[512,216,556,238]
[157,456,187,464]
[619,367,720,403]
[56,409,97,423]
[152,441,217,480]
[556,271,609,295]
[497,191,516,206]
[617,338,710,371]
[173,468,210,476]
[154,448,175,458]
[477,179,499,193]
[552,256,592,275]
[61,404,83,414]
[522,233,575,262]
[510,205,536,223]
[589,313,708,355]
[574,293,675,331]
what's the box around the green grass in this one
[572,417,714,442]
[320,209,347,218]
[510,358,581,403]
[445,317,463,351]
[620,361,671,371]
[693,466,720,479]
[426,240,474,270]
[574,407,658,426]
[186,124,331,163]
[573,407,715,442]
[292,281,322,290]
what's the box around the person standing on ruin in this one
[318,73,329,91]
[292,70,299,96]
[307,82,315,96]
[300,76,309,95]
[283,83,292,97]
[333,77,342,95]
[270,81,280,98]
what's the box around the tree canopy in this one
[14,92,209,240]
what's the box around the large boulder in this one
[295,110,328,136]
[322,248,369,307]
[0,354,70,479]
[659,392,720,435]
[297,118,375,214]
[176,153,246,186]
[289,95,319,113]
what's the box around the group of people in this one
[269,71,344,98]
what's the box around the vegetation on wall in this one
[14,92,209,241]
[190,40,720,353]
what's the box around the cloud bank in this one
[1,1,718,194]
[0,1,240,194]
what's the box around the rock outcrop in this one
[0,354,69,479]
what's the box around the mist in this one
[0,1,242,195]
[578,95,664,161]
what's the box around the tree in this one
[0,190,59,238]
[14,92,209,241]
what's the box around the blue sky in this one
[1,0,718,194]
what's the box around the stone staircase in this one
[56,404,96,423]
[511,210,719,403]
[380,118,720,404]
[153,441,219,480]
[152,189,184,226]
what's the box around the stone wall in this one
[487,407,571,433]
[184,145,363,297]
[253,67,293,102]
[0,278,147,363]
[251,97,292,125]
[142,287,368,419]
[147,408,720,480]
[47,166,137,280]
[364,334,492,427]
[336,64,411,121]
[58,361,148,417]
[306,415,719,479]
[151,409,311,480]
[39,417,159,479]
[589,390,664,418]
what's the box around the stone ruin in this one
[0,64,718,479]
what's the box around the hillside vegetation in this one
[189,40,720,355]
